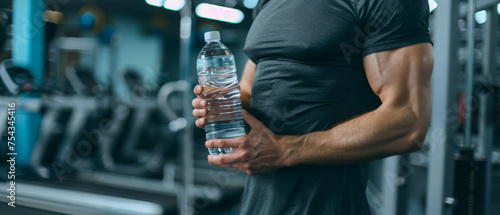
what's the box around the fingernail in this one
[199,109,205,114]
[200,100,206,106]
[196,86,201,93]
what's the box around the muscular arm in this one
[280,43,433,165]
[206,43,433,174]
[204,43,433,174]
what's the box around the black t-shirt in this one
[242,0,431,214]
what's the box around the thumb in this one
[241,110,264,129]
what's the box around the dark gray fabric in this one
[242,0,431,214]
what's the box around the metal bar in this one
[14,100,43,166]
[179,1,195,215]
[381,156,400,215]
[55,109,89,164]
[0,104,8,136]
[75,171,226,201]
[479,6,498,215]
[29,109,59,167]
[12,0,45,167]
[0,182,164,215]
[475,0,500,10]
[464,0,476,149]
[426,0,461,214]
[121,105,151,159]
[12,0,45,83]
[53,37,98,52]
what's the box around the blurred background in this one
[0,0,498,215]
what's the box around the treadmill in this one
[0,61,174,215]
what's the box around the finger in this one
[192,98,207,109]
[246,167,271,175]
[192,108,207,118]
[193,85,203,96]
[219,163,240,170]
[205,138,240,149]
[195,118,206,128]
[220,163,249,173]
[241,109,265,129]
[208,154,239,166]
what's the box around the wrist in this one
[278,135,306,167]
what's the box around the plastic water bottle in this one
[197,31,245,156]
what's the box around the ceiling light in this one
[243,0,259,9]
[145,0,163,7]
[164,0,186,11]
[195,3,244,24]
[475,10,487,24]
[428,0,437,13]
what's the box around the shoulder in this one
[252,0,272,20]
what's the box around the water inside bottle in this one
[197,55,245,155]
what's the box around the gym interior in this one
[0,0,499,215]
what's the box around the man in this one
[193,0,433,214]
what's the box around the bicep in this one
[364,43,433,150]
[363,43,433,108]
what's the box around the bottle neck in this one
[206,39,220,43]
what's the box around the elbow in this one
[405,126,428,152]
[402,111,430,153]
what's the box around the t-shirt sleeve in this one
[360,0,432,57]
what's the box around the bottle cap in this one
[204,31,220,42]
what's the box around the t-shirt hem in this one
[362,37,433,57]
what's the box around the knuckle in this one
[246,169,255,175]
[218,157,226,164]
[211,157,220,165]
[242,162,252,170]
[240,138,250,147]
[240,151,251,160]
[207,140,216,148]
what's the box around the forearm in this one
[240,86,251,110]
[280,103,429,166]
[239,59,256,109]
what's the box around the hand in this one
[206,110,287,175]
[192,85,207,128]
